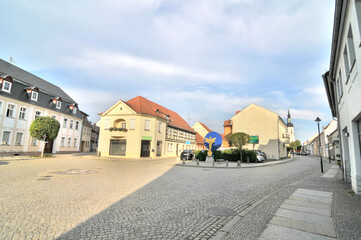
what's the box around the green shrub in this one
[195,150,207,161]
[221,149,257,162]
[214,150,223,161]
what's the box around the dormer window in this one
[51,97,62,109]
[1,74,13,93]
[25,86,39,102]
[31,91,38,101]
[69,103,78,114]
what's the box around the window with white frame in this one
[129,119,135,130]
[35,111,41,119]
[343,47,351,79]
[337,71,344,102]
[121,121,126,129]
[72,107,77,114]
[31,137,38,146]
[2,81,12,93]
[0,101,3,115]
[63,118,68,128]
[347,26,356,73]
[70,120,74,129]
[1,131,11,145]
[68,138,71,147]
[74,138,77,147]
[15,132,23,145]
[75,121,79,130]
[60,137,65,146]
[31,91,38,101]
[6,104,15,118]
[51,115,57,119]
[18,107,27,120]
[56,101,62,109]
[145,119,150,131]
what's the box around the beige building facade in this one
[224,104,293,159]
[97,96,196,158]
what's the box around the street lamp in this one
[315,117,324,173]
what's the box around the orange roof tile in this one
[126,96,194,133]
[195,131,205,145]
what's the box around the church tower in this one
[287,109,295,143]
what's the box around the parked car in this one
[255,150,267,160]
[256,154,265,162]
[180,150,194,160]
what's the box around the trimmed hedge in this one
[195,149,257,162]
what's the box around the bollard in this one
[182,157,185,165]
[226,160,229,167]
[247,156,249,163]
[212,159,215,166]
[237,160,240,166]
[197,158,199,166]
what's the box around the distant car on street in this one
[180,150,194,160]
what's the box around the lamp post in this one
[315,117,324,173]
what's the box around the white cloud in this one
[62,49,238,82]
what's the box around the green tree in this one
[228,132,250,162]
[29,117,60,157]
[289,140,301,151]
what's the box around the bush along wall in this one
[195,149,257,162]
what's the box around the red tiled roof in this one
[195,131,205,145]
[126,96,194,133]
[198,122,213,133]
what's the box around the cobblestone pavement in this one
[1,155,360,239]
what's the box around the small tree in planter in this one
[29,117,60,157]
[229,132,250,163]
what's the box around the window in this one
[31,91,38,101]
[61,137,65,147]
[15,132,23,145]
[337,71,344,102]
[68,138,71,147]
[0,101,3,115]
[51,115,57,119]
[56,101,61,109]
[72,107,77,114]
[347,26,356,73]
[75,121,79,130]
[343,47,350,79]
[2,81,12,93]
[121,121,126,129]
[63,118,68,128]
[70,120,74,129]
[6,104,15,118]
[158,122,162,133]
[35,111,41,119]
[358,119,361,157]
[31,137,38,146]
[130,119,135,130]
[1,131,11,145]
[74,138,77,147]
[18,107,27,120]
[145,119,150,131]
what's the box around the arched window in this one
[114,119,126,129]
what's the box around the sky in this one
[1,0,335,143]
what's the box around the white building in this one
[323,0,361,195]
[0,59,83,155]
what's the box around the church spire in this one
[287,108,294,127]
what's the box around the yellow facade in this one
[97,100,196,158]
[228,104,289,159]
[192,121,210,138]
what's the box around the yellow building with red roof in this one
[97,96,196,158]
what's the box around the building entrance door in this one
[141,140,151,157]
[44,140,53,154]
[156,141,162,156]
